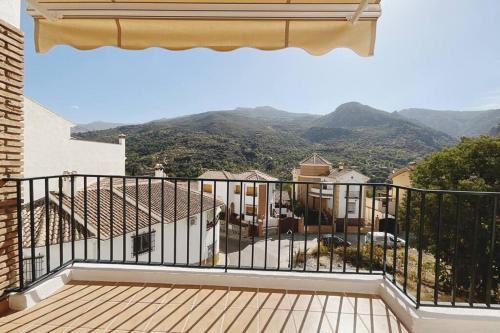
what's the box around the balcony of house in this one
[1,175,499,333]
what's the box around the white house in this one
[197,170,278,236]
[21,178,222,283]
[23,97,126,200]
[292,153,370,233]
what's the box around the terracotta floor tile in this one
[3,297,77,325]
[129,283,173,304]
[259,308,296,333]
[286,291,324,312]
[327,312,370,333]
[107,301,160,331]
[163,285,200,306]
[184,305,225,333]
[70,301,128,329]
[292,310,333,333]
[258,289,291,310]
[226,288,259,309]
[147,303,192,332]
[194,287,228,308]
[348,296,391,316]
[0,322,33,332]
[98,282,145,302]
[359,314,409,333]
[316,293,355,314]
[221,307,259,333]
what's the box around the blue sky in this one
[22,0,500,124]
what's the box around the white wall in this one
[23,98,126,200]
[22,208,221,280]
[0,0,21,28]
[198,180,275,223]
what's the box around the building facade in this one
[292,153,370,233]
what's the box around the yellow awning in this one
[27,0,381,56]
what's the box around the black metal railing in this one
[5,174,499,309]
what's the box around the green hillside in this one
[74,103,457,181]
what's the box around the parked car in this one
[365,232,406,248]
[321,234,351,248]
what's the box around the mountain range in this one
[395,108,500,137]
[74,102,493,181]
[71,121,129,134]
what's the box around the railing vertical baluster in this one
[330,184,335,272]
[278,182,282,270]
[161,178,165,265]
[251,181,256,269]
[148,178,152,264]
[44,178,50,274]
[356,184,363,273]
[451,196,461,306]
[29,179,35,283]
[173,180,177,265]
[291,182,295,271]
[135,178,139,264]
[382,185,389,275]
[71,175,75,261]
[343,184,349,273]
[317,184,322,272]
[97,176,101,262]
[403,190,411,293]
[392,187,400,283]
[369,185,375,274]
[199,180,203,267]
[468,196,480,307]
[238,181,242,268]
[225,180,229,271]
[304,183,309,272]
[485,196,497,307]
[84,177,88,262]
[58,177,63,267]
[16,180,23,290]
[122,177,126,263]
[212,181,216,267]
[264,182,269,270]
[187,179,191,266]
[434,192,443,305]
[416,192,426,308]
[109,177,113,262]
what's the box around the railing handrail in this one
[3,174,500,196]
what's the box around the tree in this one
[405,136,499,303]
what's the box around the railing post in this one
[16,180,24,290]
[485,196,497,307]
[416,192,426,308]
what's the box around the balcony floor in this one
[0,281,408,332]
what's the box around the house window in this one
[347,202,356,214]
[322,184,329,190]
[234,185,241,194]
[246,186,257,197]
[203,183,213,193]
[245,205,256,216]
[132,231,155,256]
[23,255,44,283]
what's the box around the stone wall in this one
[0,18,23,293]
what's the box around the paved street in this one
[218,233,360,271]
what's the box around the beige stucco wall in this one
[0,0,20,28]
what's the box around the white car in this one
[365,232,406,248]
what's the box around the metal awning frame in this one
[26,0,381,23]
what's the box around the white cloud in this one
[70,105,80,110]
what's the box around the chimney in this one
[118,133,126,146]
[338,162,344,170]
[154,164,165,178]
[62,171,77,196]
